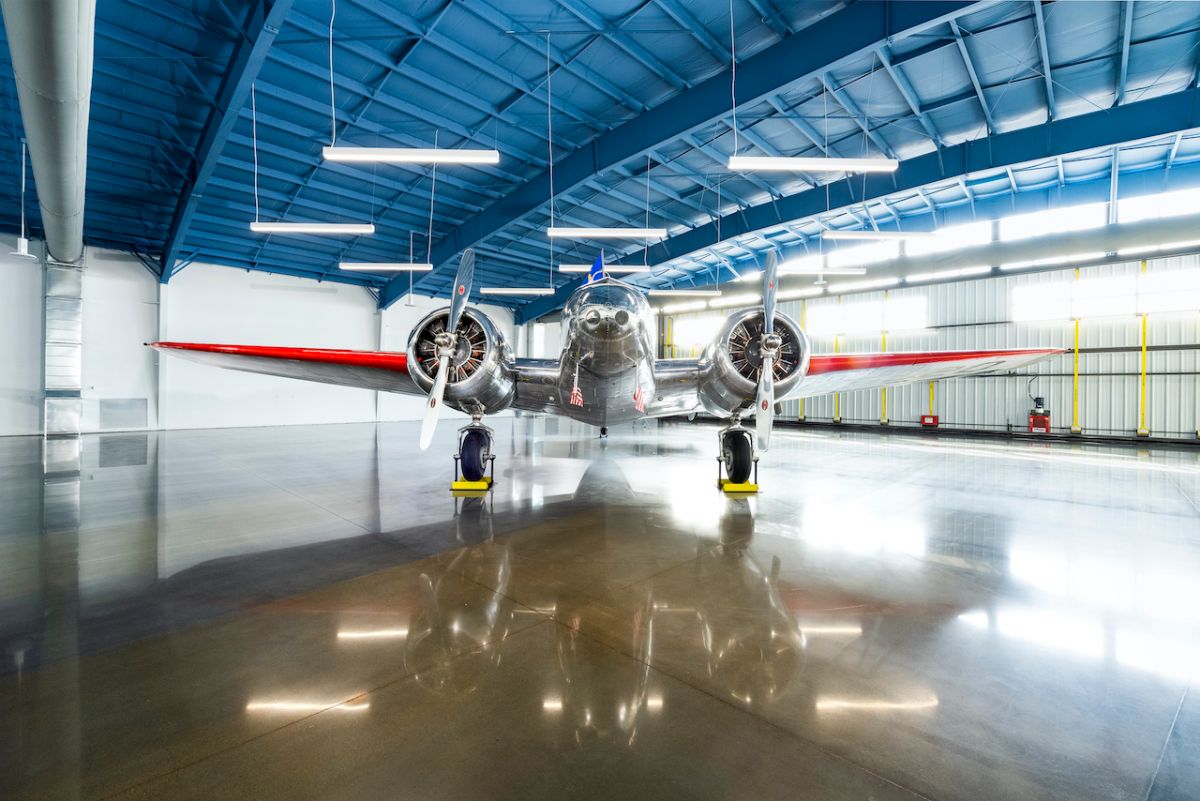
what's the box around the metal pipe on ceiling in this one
[0,0,95,264]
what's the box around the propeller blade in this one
[419,353,451,450]
[755,360,775,452]
[448,248,475,333]
[762,250,778,335]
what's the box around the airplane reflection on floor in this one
[1,421,1198,801]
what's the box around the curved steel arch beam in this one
[381,1,981,309]
[513,87,1200,322]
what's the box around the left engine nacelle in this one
[406,308,516,415]
[697,308,810,417]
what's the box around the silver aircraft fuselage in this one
[554,278,659,426]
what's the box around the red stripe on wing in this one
[808,348,1062,375]
[150,342,408,373]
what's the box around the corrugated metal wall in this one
[664,255,1200,440]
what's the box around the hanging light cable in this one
[8,139,36,260]
[328,0,336,146]
[248,77,373,236]
[546,32,555,287]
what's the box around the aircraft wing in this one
[152,342,566,412]
[794,348,1063,397]
[149,342,424,395]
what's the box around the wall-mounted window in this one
[999,202,1106,242]
[905,220,992,256]
[1118,187,1200,224]
[1012,268,1200,322]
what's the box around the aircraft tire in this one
[460,429,490,482]
[722,430,753,484]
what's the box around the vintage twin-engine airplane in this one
[151,249,1060,485]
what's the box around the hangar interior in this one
[2,2,1200,801]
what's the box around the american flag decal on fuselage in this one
[633,385,645,413]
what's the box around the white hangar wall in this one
[664,254,1200,440]
[0,239,514,436]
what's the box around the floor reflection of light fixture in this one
[246,699,370,713]
[336,628,409,639]
[815,695,938,712]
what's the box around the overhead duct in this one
[0,0,95,264]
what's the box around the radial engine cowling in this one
[406,308,516,414]
[697,308,810,417]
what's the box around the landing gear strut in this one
[716,418,759,493]
[599,426,608,438]
[452,418,495,489]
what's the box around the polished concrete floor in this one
[2,417,1199,800]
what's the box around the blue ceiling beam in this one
[158,0,295,282]
[514,86,1200,321]
[746,0,791,38]
[340,0,600,139]
[1116,0,1135,106]
[459,0,647,115]
[380,1,980,309]
[948,19,997,135]
[1030,0,1057,119]
[556,0,690,91]
[653,0,728,64]
[877,46,942,146]
[819,72,898,160]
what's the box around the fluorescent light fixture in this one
[827,276,901,293]
[708,292,761,308]
[661,300,709,314]
[823,230,934,241]
[323,146,499,164]
[337,628,409,639]
[547,227,667,239]
[542,697,563,712]
[339,263,432,272]
[647,289,721,297]
[559,264,644,274]
[250,222,374,235]
[479,287,555,295]
[778,287,825,300]
[999,252,1105,271]
[905,265,991,283]
[729,155,898,172]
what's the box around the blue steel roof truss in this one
[2,1,1200,315]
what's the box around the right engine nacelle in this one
[406,307,516,415]
[697,308,810,417]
